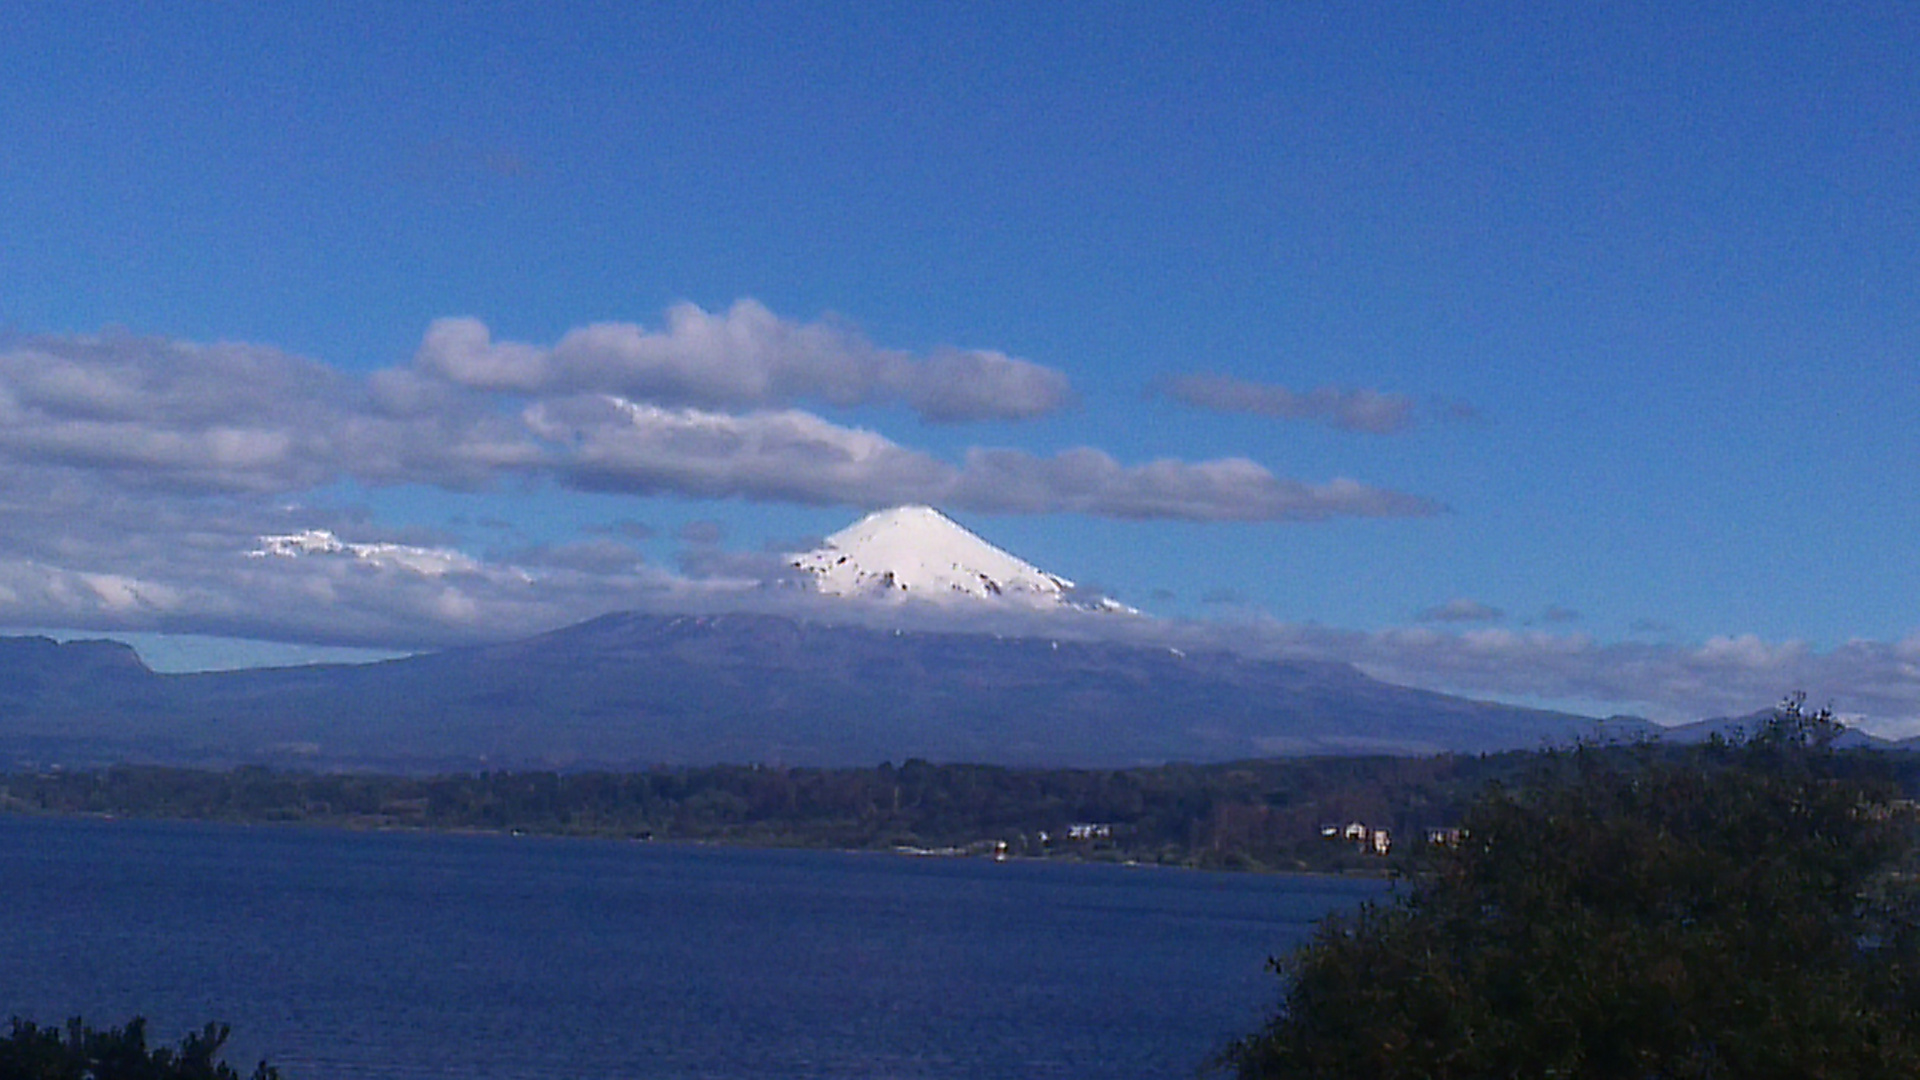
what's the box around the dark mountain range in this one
[0,613,1655,771]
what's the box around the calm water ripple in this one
[1,815,1382,1079]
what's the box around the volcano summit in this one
[789,505,1132,613]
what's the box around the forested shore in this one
[1,754,1542,872]
[9,746,1918,873]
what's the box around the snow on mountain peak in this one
[789,505,1131,613]
[250,529,481,577]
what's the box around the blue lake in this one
[0,815,1382,1078]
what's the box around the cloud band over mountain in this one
[0,314,1433,646]
[2,317,1910,737]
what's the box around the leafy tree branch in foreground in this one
[1223,700,1920,1079]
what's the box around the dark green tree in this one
[0,1017,279,1080]
[1222,700,1920,1079]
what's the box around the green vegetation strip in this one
[0,752,1571,873]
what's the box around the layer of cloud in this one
[0,323,1444,650]
[1077,617,1920,739]
[1159,373,1420,433]
[528,397,955,507]
[0,474,716,649]
[251,530,485,576]
[0,328,1433,526]
[0,331,543,494]
[416,300,1073,423]
[1347,629,1920,738]
[525,397,1439,522]
[948,447,1439,521]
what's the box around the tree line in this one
[0,753,1567,872]
[0,1017,276,1080]
[12,742,1918,875]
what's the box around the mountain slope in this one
[0,615,1650,770]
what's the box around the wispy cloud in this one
[527,397,954,507]
[676,519,726,546]
[1417,598,1505,623]
[1158,373,1423,433]
[948,447,1440,521]
[1183,619,1920,737]
[527,397,1441,522]
[588,519,656,541]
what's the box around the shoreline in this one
[0,804,1398,878]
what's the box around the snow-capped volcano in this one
[790,505,1131,613]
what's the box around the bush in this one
[0,1016,279,1080]
[1222,701,1920,1079]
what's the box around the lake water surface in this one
[1,815,1382,1078]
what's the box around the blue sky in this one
[3,3,1918,729]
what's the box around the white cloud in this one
[527,396,955,507]
[903,347,1074,423]
[251,529,485,577]
[1695,633,1805,670]
[416,300,1075,423]
[0,331,547,494]
[415,317,550,392]
[0,326,1435,525]
[76,571,185,614]
[516,395,1440,523]
[949,448,1441,521]
[0,333,345,492]
[1185,617,1920,736]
